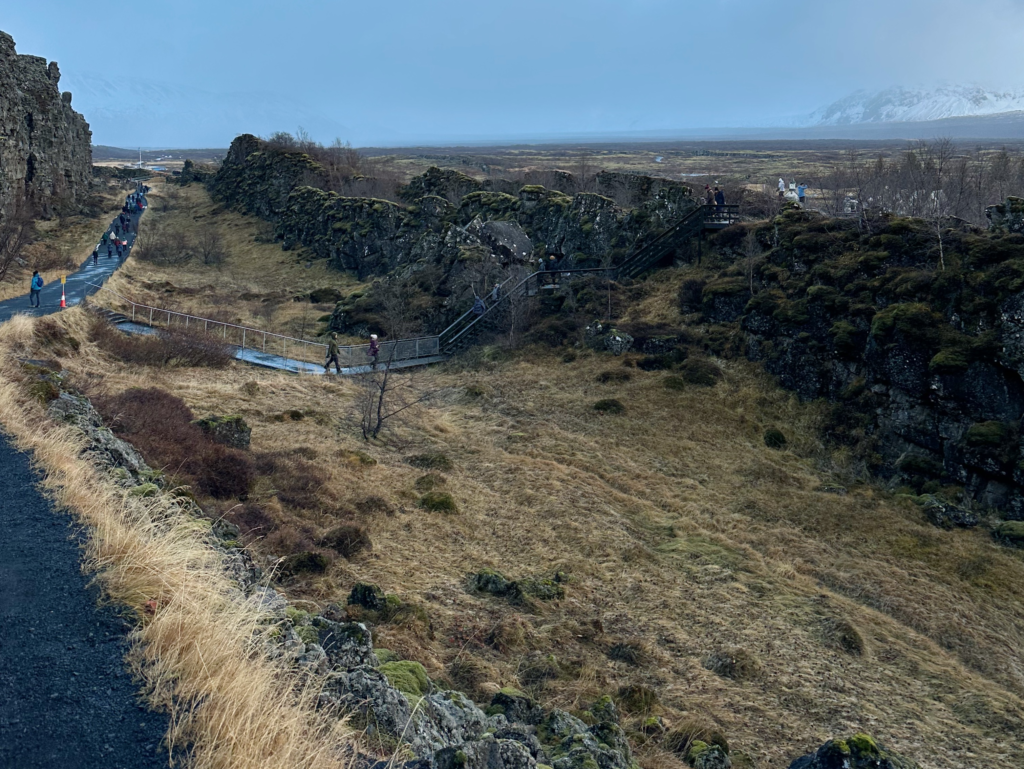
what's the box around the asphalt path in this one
[0,196,144,323]
[0,189,171,767]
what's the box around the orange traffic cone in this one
[60,287,66,309]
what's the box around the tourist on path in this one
[704,185,714,206]
[368,334,380,364]
[92,248,99,264]
[489,283,500,304]
[28,271,43,307]
[714,187,725,213]
[472,295,486,316]
[778,178,786,197]
[324,332,341,374]
[797,183,808,205]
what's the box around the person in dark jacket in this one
[472,295,486,315]
[714,187,725,213]
[29,271,43,307]
[324,332,341,374]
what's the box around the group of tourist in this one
[29,183,147,308]
[778,178,810,205]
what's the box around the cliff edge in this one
[0,31,92,219]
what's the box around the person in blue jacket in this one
[29,271,43,307]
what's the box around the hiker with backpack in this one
[28,271,43,307]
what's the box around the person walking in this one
[28,271,43,307]
[714,187,725,214]
[324,332,342,374]
[704,184,714,206]
[778,178,786,197]
[489,283,500,304]
[368,334,380,364]
[548,254,559,284]
[472,295,486,316]
[92,247,99,264]
[797,183,808,206]
[106,241,113,257]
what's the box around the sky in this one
[4,0,1024,147]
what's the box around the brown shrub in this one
[355,495,395,516]
[318,524,372,558]
[255,451,329,510]
[226,503,278,538]
[95,387,254,499]
[90,318,232,368]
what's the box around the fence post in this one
[416,338,420,358]
[242,329,246,349]
[149,307,153,324]
[263,333,266,352]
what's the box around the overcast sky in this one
[5,0,1024,146]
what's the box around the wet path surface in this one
[0,435,169,768]
[0,199,143,323]
[118,321,447,375]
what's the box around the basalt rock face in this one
[0,32,92,219]
[210,135,695,281]
[698,205,1024,518]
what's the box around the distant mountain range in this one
[809,85,1024,126]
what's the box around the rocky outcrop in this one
[788,734,919,769]
[209,135,695,282]
[690,206,1024,518]
[986,196,1024,234]
[0,31,92,219]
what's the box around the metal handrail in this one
[87,283,440,367]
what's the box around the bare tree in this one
[742,231,762,294]
[196,229,227,266]
[356,281,433,440]
[0,201,35,284]
[574,151,596,193]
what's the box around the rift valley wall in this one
[210,134,695,281]
[0,31,92,220]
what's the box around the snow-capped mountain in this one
[60,72,359,148]
[811,85,1024,125]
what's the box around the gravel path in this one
[0,435,170,767]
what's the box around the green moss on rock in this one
[379,660,430,698]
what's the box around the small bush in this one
[319,524,372,558]
[95,388,254,500]
[615,684,659,715]
[419,491,458,513]
[663,375,686,391]
[415,473,446,492]
[703,647,760,680]
[822,617,864,655]
[680,358,723,387]
[407,452,453,471]
[277,551,329,579]
[763,428,787,449]
[241,380,260,397]
[596,369,631,384]
[607,641,646,666]
[593,398,625,414]
[90,318,232,368]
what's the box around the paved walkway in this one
[0,434,169,768]
[0,197,144,323]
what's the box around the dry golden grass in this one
[47,326,1024,769]
[100,179,366,342]
[36,190,1024,769]
[0,313,354,769]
